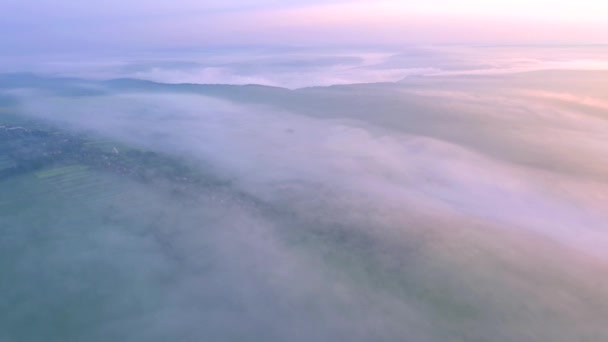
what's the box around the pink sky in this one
[2,0,607,52]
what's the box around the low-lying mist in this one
[1,63,608,341]
[4,45,608,88]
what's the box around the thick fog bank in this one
[1,69,608,341]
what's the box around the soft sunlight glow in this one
[374,0,608,22]
[1,0,606,52]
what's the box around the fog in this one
[3,45,608,88]
[1,49,608,341]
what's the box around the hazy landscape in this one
[2,1,608,341]
[1,45,607,341]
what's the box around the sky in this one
[1,0,607,54]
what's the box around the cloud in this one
[3,66,608,340]
[16,88,608,255]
